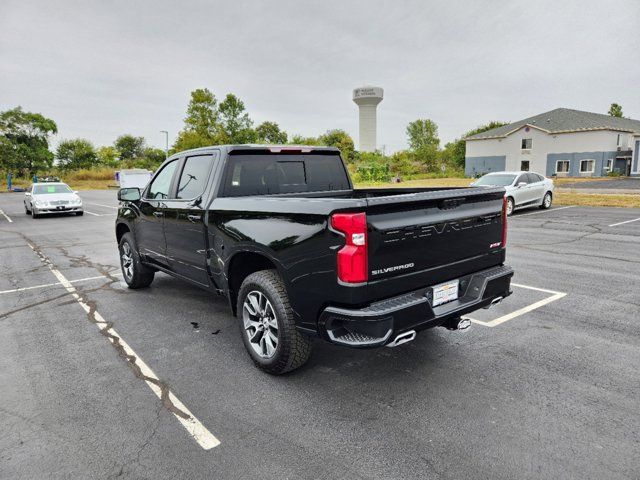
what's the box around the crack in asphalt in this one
[5,231,194,425]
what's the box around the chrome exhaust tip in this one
[386,330,417,348]
[483,296,504,309]
[442,317,472,331]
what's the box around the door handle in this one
[152,211,164,218]
[187,214,202,223]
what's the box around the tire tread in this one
[237,270,312,374]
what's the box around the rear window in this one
[222,153,350,196]
[473,174,515,187]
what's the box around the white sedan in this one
[24,182,84,218]
[471,171,554,215]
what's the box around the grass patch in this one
[1,168,117,191]
[554,192,640,208]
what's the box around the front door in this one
[163,153,217,286]
[136,159,180,268]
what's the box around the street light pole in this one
[160,130,168,160]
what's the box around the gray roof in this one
[466,108,640,140]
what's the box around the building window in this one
[521,138,532,150]
[580,159,595,173]
[520,160,530,171]
[617,134,621,146]
[556,160,570,173]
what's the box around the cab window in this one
[525,173,539,184]
[176,154,215,200]
[147,160,178,199]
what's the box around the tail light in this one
[331,212,368,283]
[501,196,508,247]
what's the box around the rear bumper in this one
[318,264,513,347]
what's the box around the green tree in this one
[218,94,256,143]
[184,88,219,137]
[96,146,119,167]
[56,139,97,170]
[256,121,287,144]
[143,147,166,167]
[406,119,439,151]
[114,134,145,160]
[289,134,319,145]
[318,129,355,162]
[173,130,213,152]
[0,106,57,175]
[608,103,623,118]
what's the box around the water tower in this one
[353,86,383,152]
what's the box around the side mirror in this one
[517,182,527,188]
[118,187,141,202]
[73,190,79,194]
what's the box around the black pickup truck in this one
[116,145,512,374]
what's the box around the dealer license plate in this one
[432,280,459,307]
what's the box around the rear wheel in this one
[119,232,155,288]
[506,197,515,216]
[237,270,312,375]
[540,192,552,209]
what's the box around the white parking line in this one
[86,202,118,209]
[609,217,640,227]
[84,210,116,217]
[0,273,122,295]
[514,206,575,217]
[0,208,13,223]
[464,283,567,327]
[26,242,221,450]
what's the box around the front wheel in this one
[119,232,155,289]
[237,270,312,375]
[540,192,552,209]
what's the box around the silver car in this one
[471,171,554,215]
[24,182,84,218]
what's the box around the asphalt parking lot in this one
[1,191,639,479]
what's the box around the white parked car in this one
[24,182,84,218]
[471,171,554,215]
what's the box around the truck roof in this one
[170,144,341,158]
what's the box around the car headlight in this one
[34,199,47,207]
[72,198,82,205]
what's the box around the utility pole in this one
[160,130,169,159]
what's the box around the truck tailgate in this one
[365,187,506,293]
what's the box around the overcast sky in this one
[1,0,639,153]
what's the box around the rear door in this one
[527,173,545,203]
[163,152,218,286]
[137,159,180,268]
[365,188,506,294]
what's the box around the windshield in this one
[473,174,516,187]
[33,184,73,194]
